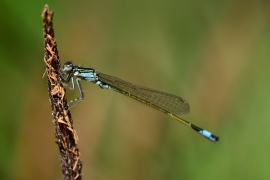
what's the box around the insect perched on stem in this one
[61,61,219,142]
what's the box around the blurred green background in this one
[1,0,270,179]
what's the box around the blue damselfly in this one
[61,61,219,142]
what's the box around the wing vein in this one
[98,73,190,115]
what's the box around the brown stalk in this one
[41,5,83,180]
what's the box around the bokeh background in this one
[1,0,270,179]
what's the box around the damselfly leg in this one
[62,72,84,109]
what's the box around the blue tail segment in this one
[191,124,219,142]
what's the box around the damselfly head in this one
[62,61,74,73]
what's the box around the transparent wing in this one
[98,73,190,115]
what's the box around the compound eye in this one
[62,61,73,72]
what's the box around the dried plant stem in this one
[41,5,82,180]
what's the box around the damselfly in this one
[61,61,219,142]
